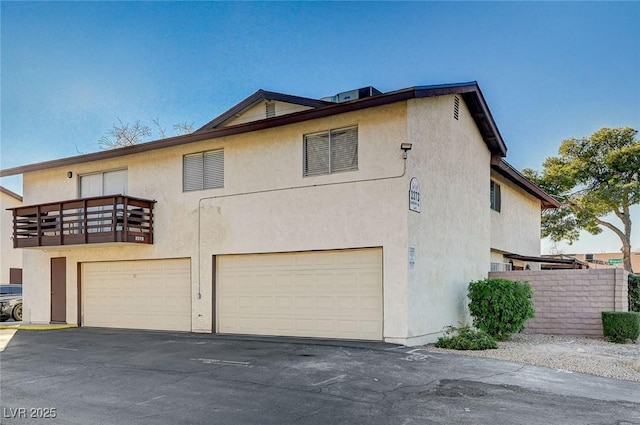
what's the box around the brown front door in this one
[51,257,67,323]
[9,268,22,284]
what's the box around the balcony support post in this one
[83,199,88,244]
[112,196,118,242]
[123,196,129,242]
[12,210,18,249]
[59,202,64,246]
[36,204,42,247]
[148,204,154,244]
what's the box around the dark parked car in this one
[0,284,22,321]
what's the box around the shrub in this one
[629,274,640,313]
[468,278,535,341]
[602,311,640,343]
[435,325,497,350]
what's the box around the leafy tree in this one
[99,118,194,149]
[523,127,639,273]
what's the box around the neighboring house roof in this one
[0,82,508,177]
[195,89,334,131]
[509,254,589,268]
[0,186,23,202]
[491,157,560,209]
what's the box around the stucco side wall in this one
[1,192,23,282]
[404,95,491,345]
[490,171,542,257]
[21,103,410,340]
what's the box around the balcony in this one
[9,195,155,248]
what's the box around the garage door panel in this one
[83,259,191,332]
[218,248,382,340]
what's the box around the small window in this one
[304,126,358,176]
[183,149,224,191]
[490,180,501,212]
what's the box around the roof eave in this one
[0,186,23,202]
[195,89,334,132]
[1,82,509,177]
[491,157,561,209]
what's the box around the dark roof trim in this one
[491,157,560,209]
[196,89,333,132]
[506,254,588,266]
[0,186,23,202]
[1,82,507,177]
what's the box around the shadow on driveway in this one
[1,328,639,425]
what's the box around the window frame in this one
[490,180,501,212]
[303,125,358,177]
[78,168,128,198]
[183,148,224,192]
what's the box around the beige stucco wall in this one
[402,95,492,345]
[490,171,542,257]
[1,191,23,282]
[20,102,412,340]
[18,95,546,345]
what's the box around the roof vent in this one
[265,102,275,118]
[321,86,382,103]
[454,96,460,120]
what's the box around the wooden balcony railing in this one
[9,195,155,248]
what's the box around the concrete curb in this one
[0,323,78,331]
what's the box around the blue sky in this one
[1,1,639,254]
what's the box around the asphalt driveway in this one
[1,328,639,425]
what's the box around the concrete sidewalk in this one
[0,320,77,330]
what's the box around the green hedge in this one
[435,325,497,350]
[601,311,640,343]
[629,274,640,312]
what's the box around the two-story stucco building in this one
[1,82,558,345]
[1,186,23,284]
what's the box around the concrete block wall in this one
[489,269,629,337]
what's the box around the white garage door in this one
[83,259,191,332]
[217,248,382,340]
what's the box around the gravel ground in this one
[424,333,640,382]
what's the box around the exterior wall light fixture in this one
[67,171,73,178]
[401,143,413,159]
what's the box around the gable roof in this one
[0,82,506,177]
[0,186,23,202]
[195,89,333,131]
[491,157,560,209]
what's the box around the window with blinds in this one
[183,149,224,191]
[490,180,501,212]
[304,126,358,176]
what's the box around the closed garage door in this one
[217,248,382,340]
[83,258,191,332]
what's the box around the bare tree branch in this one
[173,121,194,135]
[99,118,151,150]
[152,118,166,139]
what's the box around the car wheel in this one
[12,303,22,321]
[0,316,7,322]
